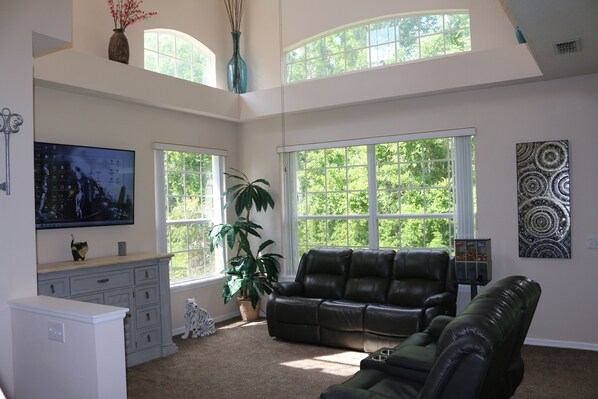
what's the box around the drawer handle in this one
[144,271,149,278]
[97,278,110,284]
[146,313,151,321]
[125,313,132,319]
[145,291,150,299]
[50,284,55,294]
[147,334,151,343]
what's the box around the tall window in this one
[155,144,226,285]
[144,29,216,87]
[285,12,471,83]
[283,131,475,274]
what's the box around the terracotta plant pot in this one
[237,298,260,321]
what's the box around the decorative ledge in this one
[34,46,541,122]
[34,49,240,122]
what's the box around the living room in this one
[1,0,597,398]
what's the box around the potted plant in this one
[209,169,282,321]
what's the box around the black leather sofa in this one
[267,248,457,352]
[320,276,541,399]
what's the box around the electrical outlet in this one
[587,237,598,249]
[48,321,65,343]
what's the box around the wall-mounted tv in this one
[34,142,135,229]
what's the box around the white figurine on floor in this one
[181,298,216,339]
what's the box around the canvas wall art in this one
[516,140,570,258]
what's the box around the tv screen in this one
[34,142,135,229]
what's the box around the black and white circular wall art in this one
[516,140,570,258]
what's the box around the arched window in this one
[285,12,471,83]
[144,29,216,87]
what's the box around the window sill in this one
[170,274,226,293]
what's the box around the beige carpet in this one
[127,319,598,399]
[127,319,365,399]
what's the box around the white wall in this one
[33,86,240,323]
[72,0,231,90]
[70,0,521,93]
[242,73,598,347]
[246,0,518,91]
[0,1,71,396]
[8,4,596,384]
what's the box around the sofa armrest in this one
[386,345,436,373]
[423,292,456,307]
[320,385,391,399]
[425,315,454,339]
[273,281,305,296]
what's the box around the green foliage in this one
[210,169,282,308]
[164,151,216,284]
[285,13,471,83]
[296,138,456,252]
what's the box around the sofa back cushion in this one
[386,249,450,307]
[298,248,353,299]
[344,249,394,303]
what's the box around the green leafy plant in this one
[209,169,282,309]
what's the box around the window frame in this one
[154,143,227,288]
[284,11,471,84]
[280,128,475,276]
[144,29,216,87]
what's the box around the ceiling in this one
[507,0,598,79]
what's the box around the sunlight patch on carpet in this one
[280,351,366,377]
[218,320,267,330]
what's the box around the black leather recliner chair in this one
[319,276,541,399]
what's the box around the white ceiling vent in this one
[553,39,582,55]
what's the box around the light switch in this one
[587,237,598,249]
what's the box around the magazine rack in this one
[455,238,492,300]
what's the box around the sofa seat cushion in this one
[320,300,367,331]
[365,305,424,337]
[274,297,324,325]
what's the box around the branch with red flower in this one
[107,0,157,31]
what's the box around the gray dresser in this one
[37,253,178,367]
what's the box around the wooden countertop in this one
[37,252,173,274]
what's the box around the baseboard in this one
[524,337,598,352]
[171,316,598,352]
[171,310,240,337]
[172,310,597,352]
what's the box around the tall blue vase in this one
[227,31,247,94]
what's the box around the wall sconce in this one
[0,108,24,195]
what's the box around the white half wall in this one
[10,296,128,399]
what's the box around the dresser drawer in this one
[136,306,160,329]
[135,265,158,284]
[71,293,103,304]
[136,327,161,350]
[70,269,133,295]
[38,278,69,298]
[104,288,133,309]
[135,285,159,307]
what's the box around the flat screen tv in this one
[34,142,135,229]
